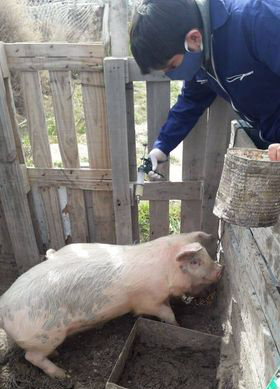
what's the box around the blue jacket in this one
[154,0,280,155]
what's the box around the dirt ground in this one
[0,294,223,389]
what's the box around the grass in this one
[138,200,181,242]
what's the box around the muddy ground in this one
[0,294,223,389]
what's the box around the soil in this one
[0,294,223,389]
[119,339,220,389]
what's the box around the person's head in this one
[130,0,203,74]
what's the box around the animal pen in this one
[0,11,279,389]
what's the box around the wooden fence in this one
[0,43,235,287]
[222,122,280,388]
[0,42,115,283]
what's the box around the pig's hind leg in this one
[19,330,68,378]
[25,350,67,379]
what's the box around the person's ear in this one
[185,29,203,51]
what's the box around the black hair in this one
[130,0,203,74]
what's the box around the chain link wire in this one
[24,0,105,42]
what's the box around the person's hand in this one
[268,144,280,161]
[148,148,167,180]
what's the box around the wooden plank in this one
[5,41,104,72]
[49,70,88,243]
[181,111,207,232]
[147,81,170,240]
[27,167,112,191]
[127,58,169,82]
[0,69,40,272]
[0,43,25,164]
[20,164,30,193]
[0,199,13,256]
[222,225,280,387]
[230,224,280,353]
[7,58,103,72]
[81,69,115,243]
[201,97,236,236]
[233,125,280,283]
[104,57,132,244]
[109,0,129,57]
[5,42,105,58]
[141,181,202,201]
[21,71,65,249]
[0,255,18,295]
[126,81,139,242]
[230,300,263,389]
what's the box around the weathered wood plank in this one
[104,57,132,244]
[127,58,169,82]
[0,68,40,272]
[0,43,25,164]
[181,111,207,232]
[109,0,129,57]
[126,82,139,242]
[5,41,104,71]
[49,70,88,243]
[230,300,263,389]
[0,255,18,295]
[21,71,65,249]
[20,164,30,193]
[0,199,13,257]
[141,181,202,201]
[5,42,105,58]
[26,167,112,190]
[222,224,280,387]
[230,224,280,353]
[7,59,103,72]
[201,97,236,236]
[233,124,280,283]
[81,69,115,243]
[147,81,170,240]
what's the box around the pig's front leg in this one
[154,303,179,326]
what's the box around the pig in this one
[0,231,222,379]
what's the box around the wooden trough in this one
[0,41,279,389]
[107,318,221,389]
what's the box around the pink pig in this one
[0,231,222,379]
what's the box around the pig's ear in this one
[176,242,203,271]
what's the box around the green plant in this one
[138,201,150,242]
[138,200,181,242]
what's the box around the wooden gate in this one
[104,57,236,244]
[0,42,115,281]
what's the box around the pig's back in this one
[0,243,126,323]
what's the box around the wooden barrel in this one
[213,148,280,227]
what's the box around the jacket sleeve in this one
[248,0,280,77]
[245,0,280,141]
[153,80,216,155]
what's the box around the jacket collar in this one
[194,0,230,69]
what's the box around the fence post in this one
[104,57,133,244]
[0,56,40,273]
[109,0,129,57]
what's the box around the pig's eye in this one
[190,258,200,266]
